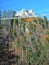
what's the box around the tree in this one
[44,16,48,28]
[0,10,2,24]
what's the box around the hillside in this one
[0,10,49,65]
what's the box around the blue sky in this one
[0,0,49,16]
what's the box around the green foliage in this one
[26,47,33,64]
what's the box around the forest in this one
[0,10,49,65]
